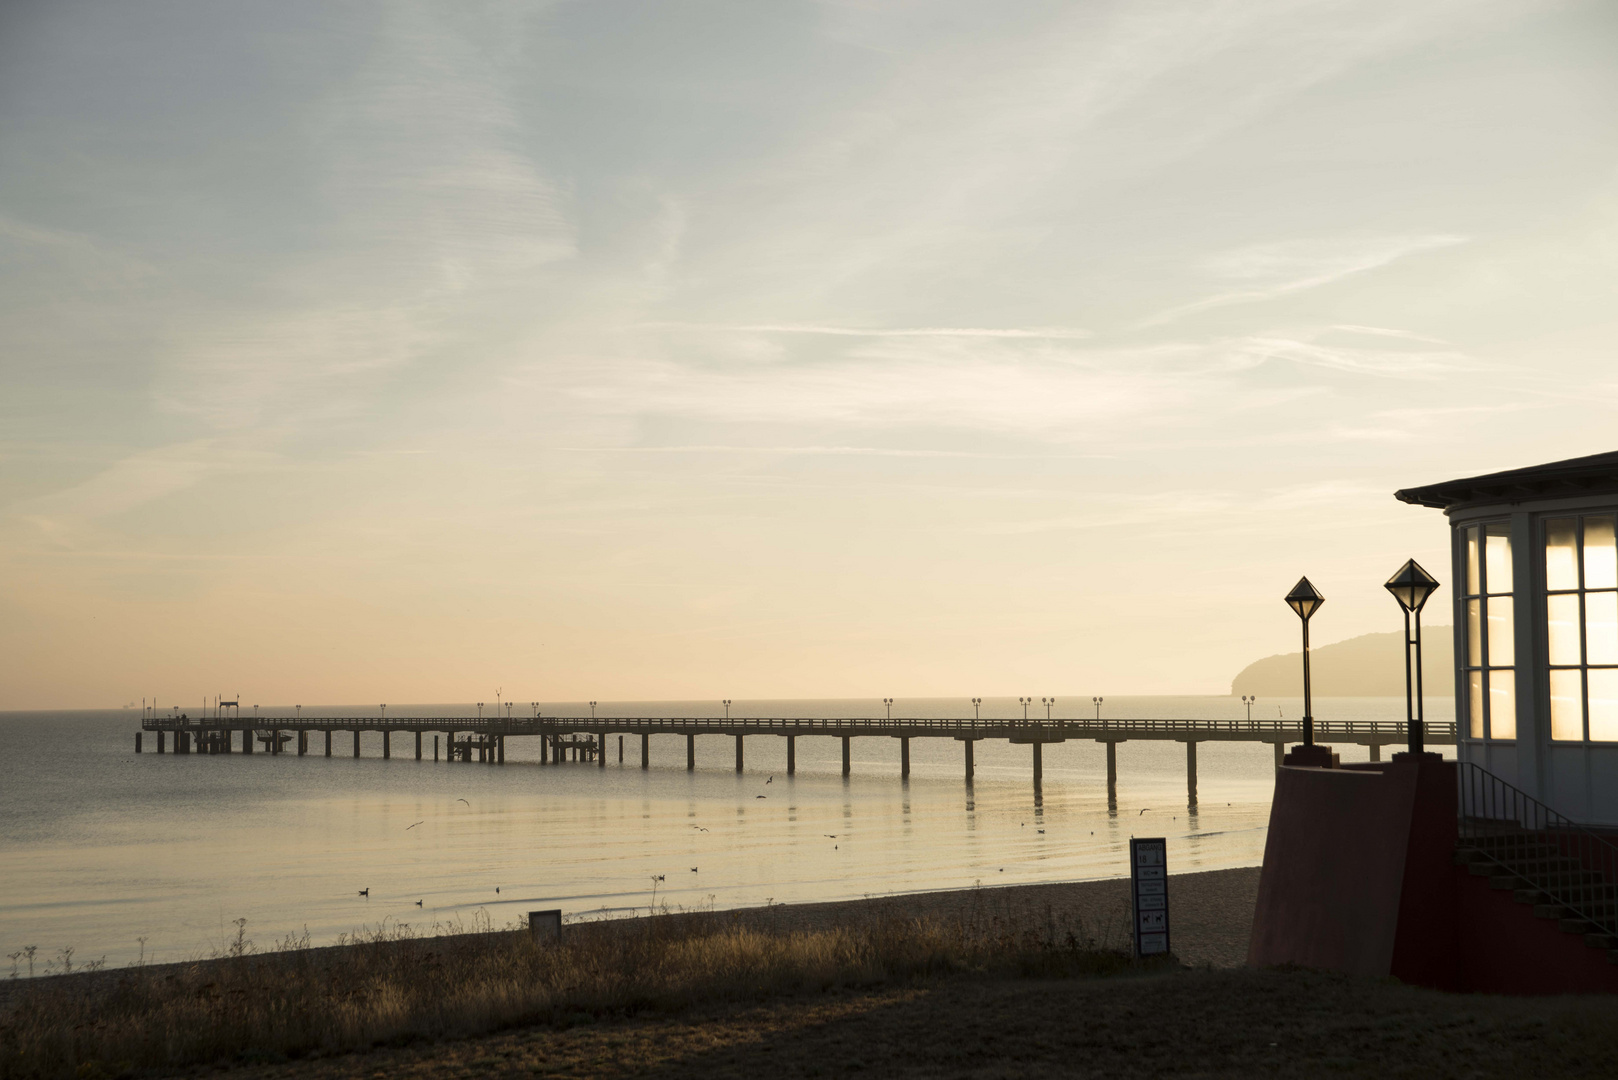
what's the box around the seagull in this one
[1139,808,1150,815]
[406,821,423,830]
[824,834,837,839]
[358,888,369,897]
[457,798,470,806]
[655,874,665,882]
[690,867,698,873]
[695,827,709,832]
[756,795,766,799]
[1037,829,1045,834]
[766,776,773,784]
[415,899,423,907]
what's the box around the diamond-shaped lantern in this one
[1384,559,1440,614]
[1284,576,1325,622]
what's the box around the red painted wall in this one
[1453,866,1618,994]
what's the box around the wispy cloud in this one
[1138,234,1468,327]
[651,324,1092,340]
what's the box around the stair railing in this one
[1457,761,1618,935]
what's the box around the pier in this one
[138,713,1455,805]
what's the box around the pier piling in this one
[353,730,360,758]
[735,734,744,773]
[135,732,142,753]
[964,738,974,781]
[1032,741,1042,787]
[416,730,422,760]
[1185,740,1198,806]
[787,734,795,775]
[435,734,440,761]
[1369,743,1381,762]
[384,730,391,759]
[599,733,607,768]
[324,729,331,756]
[641,732,649,769]
[617,735,622,763]
[157,731,165,753]
[842,736,851,776]
[1104,741,1117,805]
[687,733,695,771]
[499,735,505,764]
[901,736,910,778]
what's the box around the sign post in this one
[1130,837,1170,958]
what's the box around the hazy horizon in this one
[4,1,1617,710]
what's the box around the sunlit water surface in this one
[0,697,1448,969]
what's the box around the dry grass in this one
[0,897,1142,1080]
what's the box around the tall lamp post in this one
[723,699,732,720]
[1242,695,1256,722]
[1018,696,1031,722]
[1384,559,1441,757]
[1092,696,1103,720]
[1284,577,1328,764]
[883,698,894,720]
[971,697,982,721]
[1042,696,1055,721]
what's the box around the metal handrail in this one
[1456,761,1618,936]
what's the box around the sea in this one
[0,696,1450,972]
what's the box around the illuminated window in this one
[1546,515,1618,741]
[1462,522,1515,740]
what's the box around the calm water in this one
[0,696,1447,970]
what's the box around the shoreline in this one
[0,866,1261,1011]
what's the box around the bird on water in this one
[358,888,369,897]
[415,899,423,907]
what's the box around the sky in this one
[2,0,1617,710]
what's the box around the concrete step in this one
[1586,933,1618,950]
[1561,918,1597,935]
[1535,904,1573,920]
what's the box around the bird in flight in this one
[690,867,698,873]
[824,834,837,838]
[654,874,665,882]
[406,821,423,830]
[756,794,766,799]
[457,798,470,806]
[358,888,369,897]
[495,886,500,894]
[415,899,423,907]
[1139,808,1151,815]
[766,776,773,784]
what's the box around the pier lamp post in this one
[590,701,597,719]
[971,697,982,721]
[477,702,484,719]
[295,705,301,718]
[883,698,894,720]
[1284,576,1326,752]
[723,699,732,720]
[1242,695,1256,722]
[1019,697,1031,722]
[531,702,539,718]
[1042,697,1055,721]
[1092,697,1103,720]
[380,704,386,719]
[1384,559,1441,757]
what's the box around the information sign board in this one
[1130,837,1170,958]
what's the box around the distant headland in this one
[1231,629,1454,698]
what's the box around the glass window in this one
[1588,591,1618,666]
[1586,517,1617,590]
[1546,518,1579,590]
[1468,670,1484,739]
[1486,524,1513,594]
[1551,669,1584,741]
[1591,669,1618,743]
[1461,520,1514,741]
[1548,594,1583,666]
[1544,513,1618,742]
[1490,669,1517,740]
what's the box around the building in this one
[1397,450,1618,825]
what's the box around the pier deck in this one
[137,714,1454,801]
